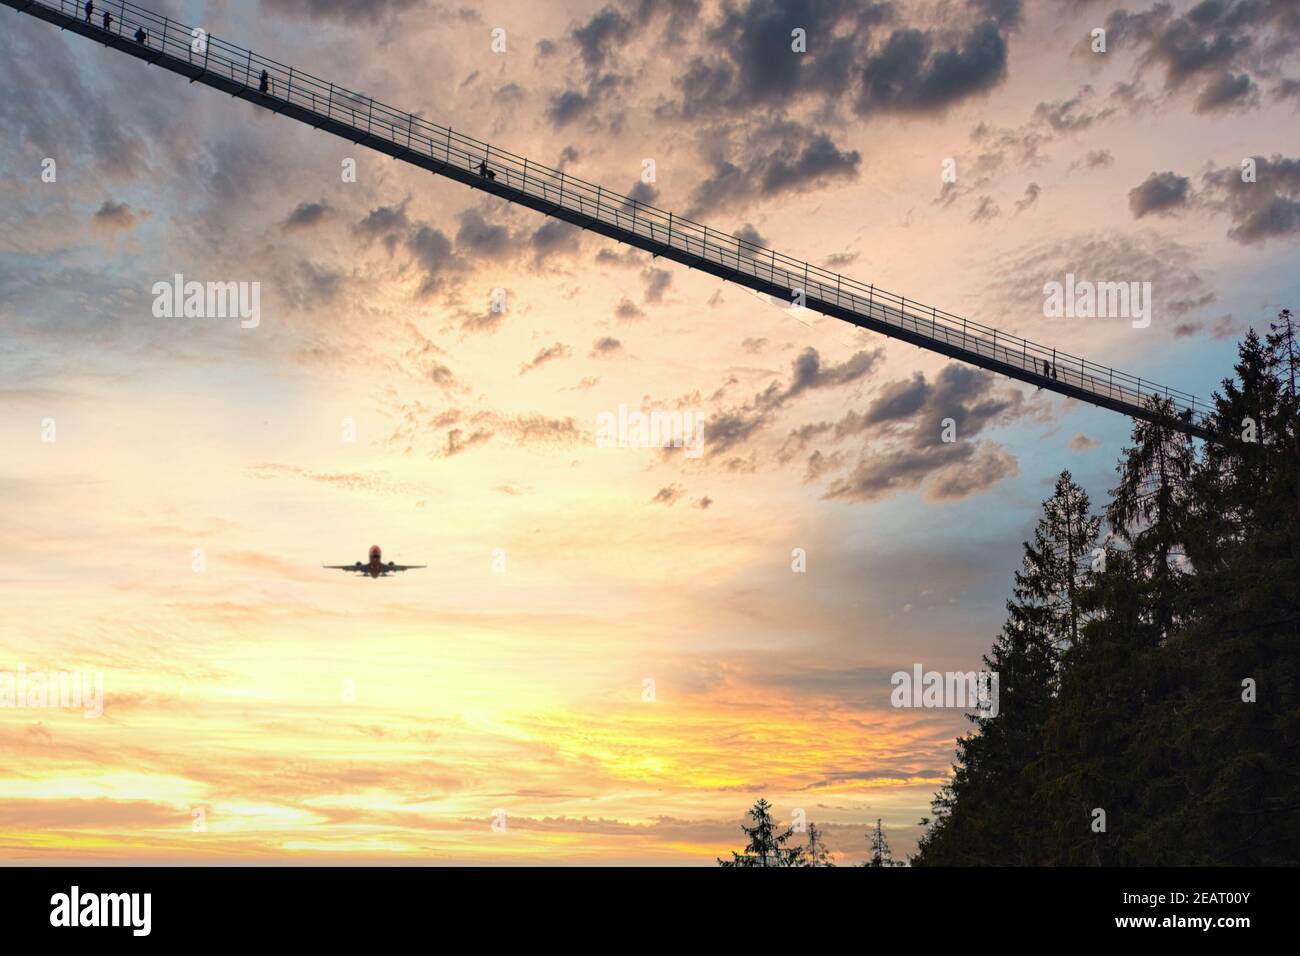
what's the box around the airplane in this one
[324,545,426,578]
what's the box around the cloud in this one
[1195,71,1257,113]
[531,219,581,259]
[355,200,411,252]
[1033,86,1115,132]
[855,20,1009,117]
[1070,148,1114,171]
[455,208,526,261]
[261,0,425,25]
[519,342,572,374]
[1128,171,1191,218]
[281,200,331,233]
[590,336,622,357]
[642,267,672,304]
[778,364,1027,503]
[650,484,686,505]
[615,298,645,321]
[970,195,1000,222]
[688,119,860,216]
[1098,0,1298,116]
[1014,182,1040,213]
[1200,154,1300,243]
[734,223,768,249]
[91,200,143,232]
[572,5,635,71]
[405,226,457,297]
[1069,433,1101,451]
[702,347,884,456]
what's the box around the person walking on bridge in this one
[84,0,93,23]
[102,9,111,31]
[259,70,270,94]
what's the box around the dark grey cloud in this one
[688,119,860,216]
[455,208,519,260]
[92,200,141,231]
[782,347,882,401]
[973,0,1023,29]
[615,298,645,320]
[1201,154,1300,243]
[285,258,344,308]
[530,219,582,260]
[624,181,660,206]
[1033,87,1116,132]
[1128,171,1192,217]
[642,267,672,304]
[282,200,331,232]
[776,362,1026,504]
[1195,71,1257,113]
[1072,148,1114,171]
[261,0,425,25]
[572,5,635,71]
[1014,182,1040,213]
[355,200,411,252]
[735,223,768,250]
[668,0,892,117]
[703,346,884,456]
[547,88,595,126]
[545,73,628,129]
[650,484,686,505]
[970,195,1000,222]
[405,226,455,297]
[1099,0,1299,115]
[855,20,1009,117]
[590,336,623,357]
[1275,77,1300,105]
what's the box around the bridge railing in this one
[31,0,1211,430]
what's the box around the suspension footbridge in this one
[4,0,1221,441]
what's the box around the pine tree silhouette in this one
[718,798,805,867]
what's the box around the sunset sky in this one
[2,0,1298,864]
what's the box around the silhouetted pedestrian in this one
[135,26,147,44]
[259,69,269,94]
[102,10,111,30]
[84,1,93,22]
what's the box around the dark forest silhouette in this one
[723,312,1299,867]
[916,311,1299,865]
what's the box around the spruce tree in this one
[718,799,805,867]
[801,822,834,867]
[865,818,894,867]
[915,474,1097,864]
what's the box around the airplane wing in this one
[323,565,368,573]
[387,565,426,572]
